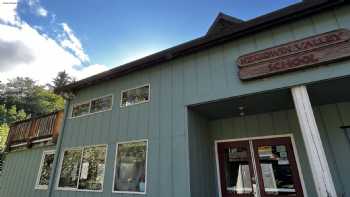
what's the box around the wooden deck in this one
[6,111,64,149]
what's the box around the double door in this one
[217,137,304,197]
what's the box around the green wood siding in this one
[0,146,55,197]
[52,65,191,197]
[188,110,216,197]
[314,102,350,197]
[53,5,350,197]
[2,4,350,197]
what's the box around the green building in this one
[1,1,350,197]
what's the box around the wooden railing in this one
[7,111,64,148]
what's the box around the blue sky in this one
[0,0,301,84]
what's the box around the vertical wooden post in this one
[28,119,37,138]
[291,85,337,197]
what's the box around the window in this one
[113,140,148,194]
[72,102,90,117]
[57,145,107,191]
[257,145,297,195]
[90,95,113,113]
[58,149,82,189]
[78,146,107,190]
[36,150,55,189]
[121,84,150,107]
[71,95,113,118]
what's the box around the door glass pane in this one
[223,147,252,194]
[257,145,296,196]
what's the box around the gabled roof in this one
[206,13,244,37]
[57,0,346,93]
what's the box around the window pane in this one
[258,145,296,195]
[121,85,149,107]
[38,152,55,187]
[90,95,112,113]
[58,149,82,188]
[78,145,107,191]
[223,147,252,194]
[72,102,90,117]
[114,141,147,193]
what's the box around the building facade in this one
[1,0,350,197]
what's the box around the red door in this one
[252,137,304,197]
[217,140,256,197]
[217,137,304,197]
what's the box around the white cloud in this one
[60,23,90,62]
[71,64,108,80]
[0,0,19,24]
[28,0,48,17]
[0,1,108,84]
[36,6,48,17]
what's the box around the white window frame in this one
[70,94,114,119]
[120,84,150,108]
[56,144,108,192]
[112,139,149,195]
[35,150,55,190]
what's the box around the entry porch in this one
[188,77,350,197]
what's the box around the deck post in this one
[291,85,337,197]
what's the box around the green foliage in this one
[30,87,64,115]
[0,105,6,123]
[0,77,64,118]
[0,105,27,124]
[0,105,27,151]
[0,124,9,151]
[16,109,27,121]
[53,71,73,87]
[48,70,74,94]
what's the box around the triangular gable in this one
[206,13,244,37]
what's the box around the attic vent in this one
[206,13,244,37]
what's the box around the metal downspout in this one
[47,99,70,197]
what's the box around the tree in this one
[0,105,27,124]
[0,105,27,150]
[0,105,6,123]
[0,124,9,151]
[0,77,36,113]
[30,87,64,115]
[49,71,73,93]
[0,77,64,117]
